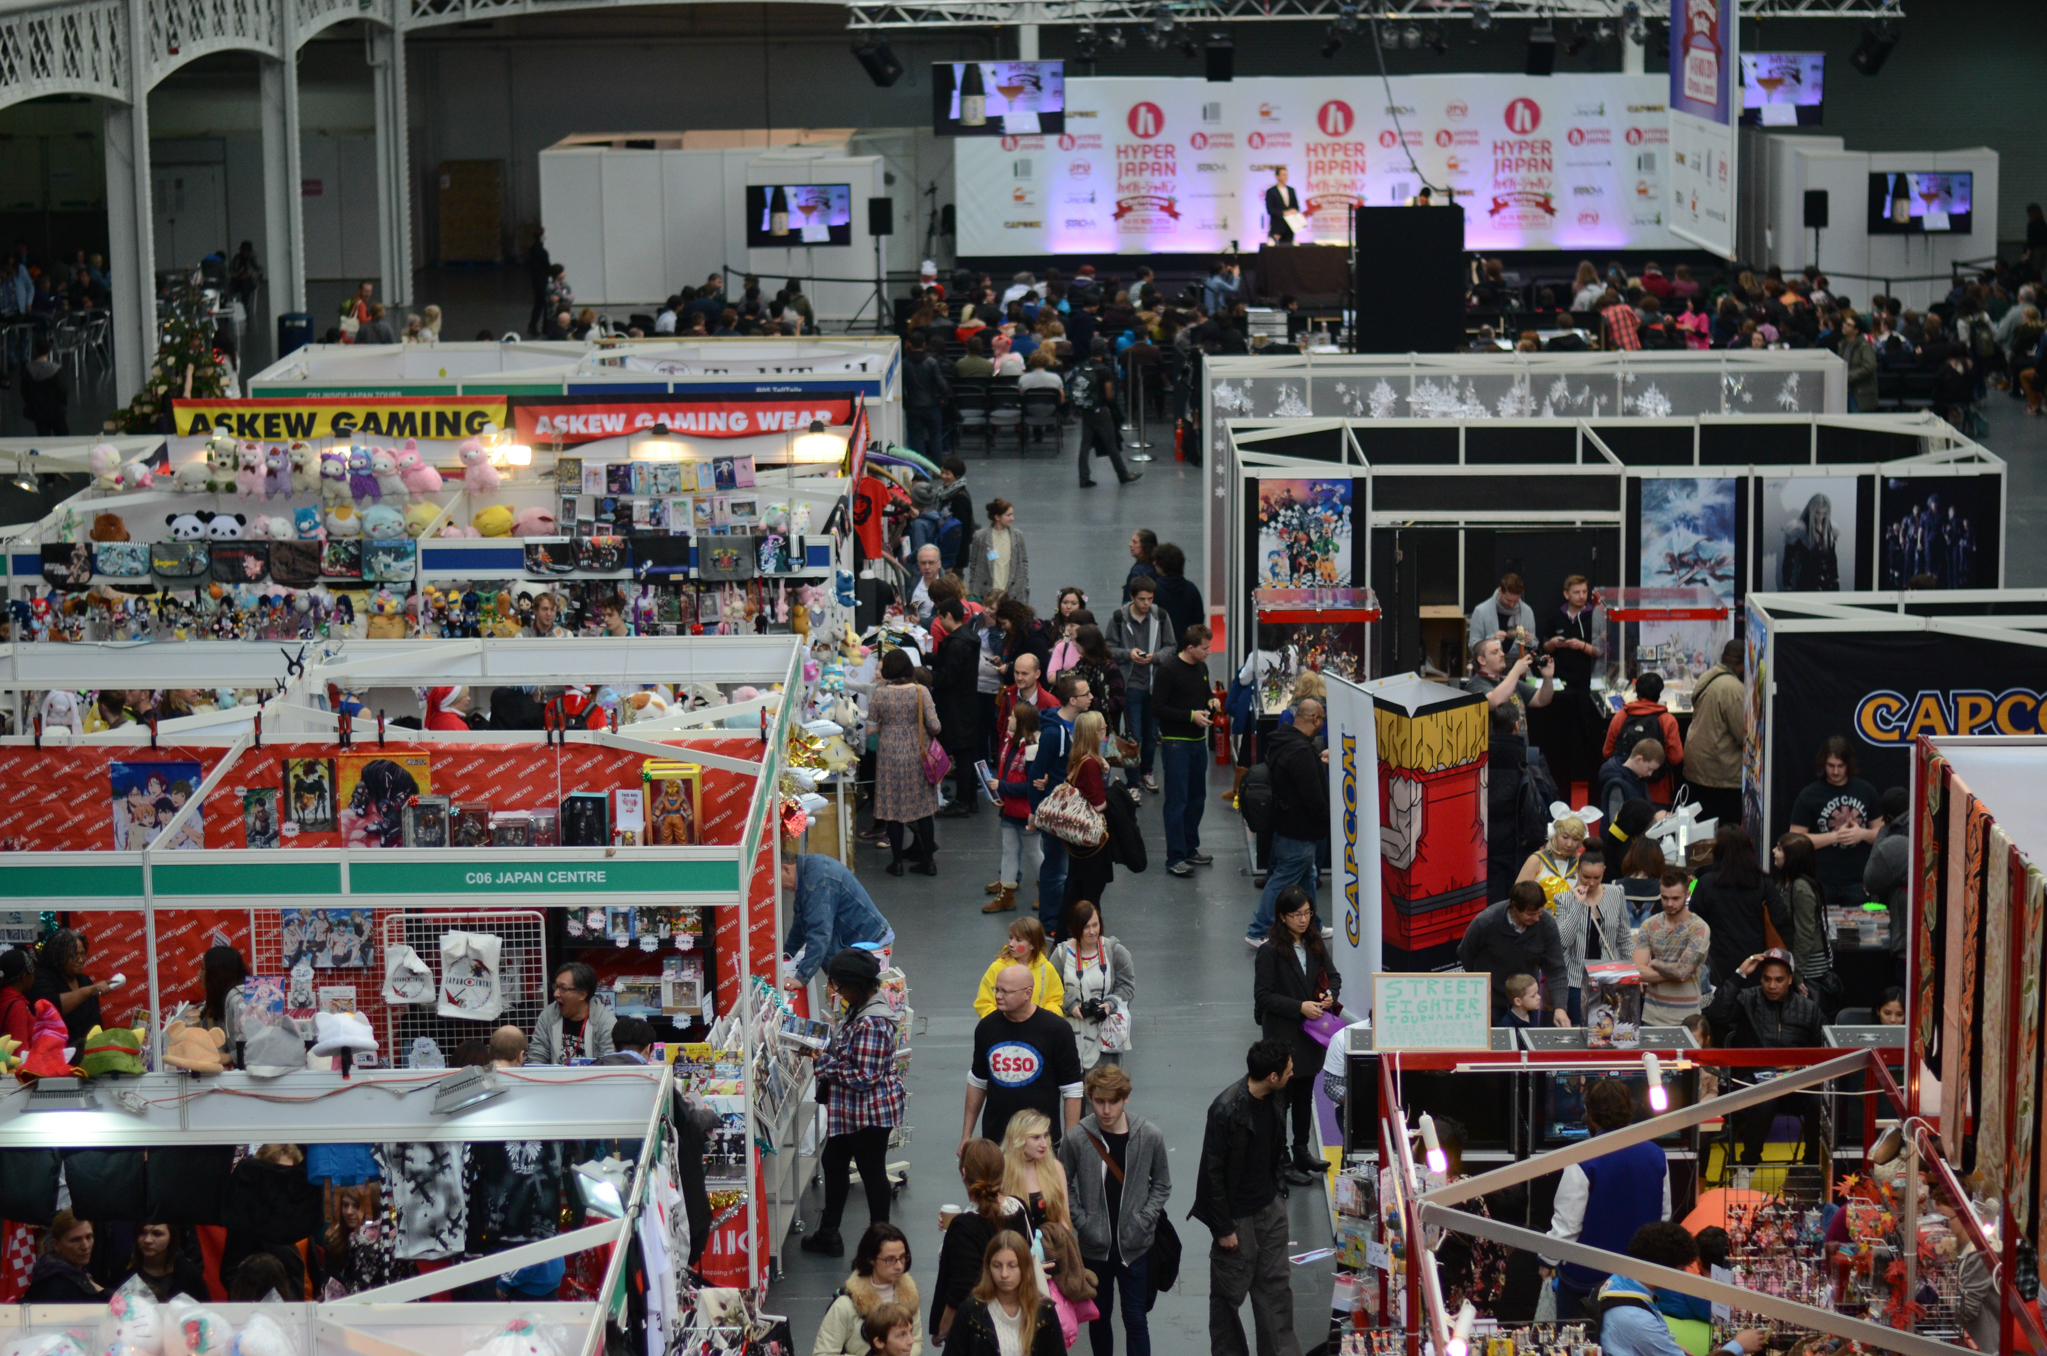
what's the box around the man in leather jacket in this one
[1192,1038,1301,1356]
[1704,948,1826,1165]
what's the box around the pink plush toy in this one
[396,440,444,500]
[510,506,558,537]
[235,443,266,500]
[457,439,500,493]
[438,523,479,538]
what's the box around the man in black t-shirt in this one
[963,962,1084,1150]
[1788,736,1881,904]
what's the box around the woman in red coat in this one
[0,947,33,1046]
[422,685,474,731]
[1056,710,1115,934]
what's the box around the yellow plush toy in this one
[403,501,442,538]
[0,1033,19,1076]
[472,504,514,537]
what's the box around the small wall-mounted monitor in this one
[1739,53,1824,126]
[1867,171,1973,235]
[932,60,1065,136]
[745,184,853,247]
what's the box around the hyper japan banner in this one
[956,73,1676,256]
[1668,0,1738,258]
[512,395,856,445]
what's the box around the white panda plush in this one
[165,512,209,541]
[202,512,247,540]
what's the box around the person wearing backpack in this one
[1244,697,1327,948]
[1065,337,1142,489]
[1601,672,1683,806]
[1681,641,1745,830]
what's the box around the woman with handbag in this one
[1053,900,1135,1069]
[1253,887,1341,1185]
[1773,832,1840,1019]
[1053,711,1116,928]
[869,648,942,877]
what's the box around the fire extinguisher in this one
[1174,421,1187,463]
[1211,680,1230,765]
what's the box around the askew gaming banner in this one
[1765,631,2047,842]
[956,73,1676,257]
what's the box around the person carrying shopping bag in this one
[986,704,1043,916]
[1053,899,1135,1070]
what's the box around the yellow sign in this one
[172,397,509,440]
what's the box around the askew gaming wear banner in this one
[955,74,1676,257]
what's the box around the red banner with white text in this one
[512,395,856,445]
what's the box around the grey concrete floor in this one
[771,429,1340,1353]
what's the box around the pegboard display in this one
[382,910,548,1066]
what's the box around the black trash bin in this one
[277,311,314,358]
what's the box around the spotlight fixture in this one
[1425,30,1447,54]
[1564,25,1588,56]
[1471,2,1492,32]
[1150,3,1175,36]
[1621,1,1645,45]
[1420,1112,1448,1175]
[1073,23,1099,59]
[1594,20,1613,41]
[1178,31,1199,58]
[850,35,904,87]
[1320,27,1344,57]
[1402,23,1421,49]
[11,455,36,493]
[1143,11,1173,50]
[1334,3,1359,35]
[431,1065,505,1116]
[1103,24,1126,50]
[1446,1303,1478,1356]
[1643,1052,1669,1113]
[1851,20,1898,75]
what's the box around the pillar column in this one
[102,91,157,408]
[1018,23,1039,59]
[369,24,413,307]
[260,48,307,320]
[1622,32,1645,75]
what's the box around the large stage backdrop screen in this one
[955,73,1677,256]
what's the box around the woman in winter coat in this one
[1067,624,1125,733]
[940,1230,1063,1356]
[987,704,1042,916]
[1057,711,1116,924]
[931,1141,1031,1341]
[1052,899,1135,1069]
[1773,832,1838,1018]
[814,1224,922,1355]
[966,500,1031,606]
[1254,887,1341,1184]
[24,1213,103,1301]
[869,648,942,877]
[972,919,1065,1018]
[1688,825,1791,988]
[801,949,907,1259]
[991,596,1050,689]
[1553,849,1628,1020]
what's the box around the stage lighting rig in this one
[1471,3,1492,32]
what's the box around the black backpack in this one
[1238,762,1276,834]
[1614,710,1663,760]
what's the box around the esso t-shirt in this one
[1789,775,1880,901]
[969,1005,1084,1146]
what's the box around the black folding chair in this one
[1020,388,1063,453]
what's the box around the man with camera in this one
[1465,636,1556,903]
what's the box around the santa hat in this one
[919,260,938,280]
[19,999,74,1078]
[425,685,468,716]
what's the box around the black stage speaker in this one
[868,197,894,236]
[1205,35,1234,82]
[1525,24,1556,76]
[1353,205,1465,354]
[1804,189,1829,229]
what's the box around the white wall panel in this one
[538,148,605,309]
[599,151,665,303]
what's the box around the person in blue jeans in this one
[1247,697,1328,946]
[1152,624,1217,877]
[1106,577,1171,793]
[900,330,949,458]
[1031,673,1092,937]
[1058,1063,1171,1356]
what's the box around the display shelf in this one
[1251,585,1379,714]
[1598,584,1730,712]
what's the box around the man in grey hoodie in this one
[1862,785,1911,964]
[1106,575,1172,791]
[528,960,616,1064]
[1059,1063,1173,1355]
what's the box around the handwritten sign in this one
[1372,972,1492,1051]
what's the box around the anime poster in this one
[1255,477,1353,588]
[110,761,204,851]
[284,758,335,831]
[1760,476,1858,593]
[1880,477,1997,589]
[280,908,376,969]
[1639,477,1738,678]
[243,789,281,849]
[337,754,433,849]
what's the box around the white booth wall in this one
[539,144,886,320]
[1742,135,1999,310]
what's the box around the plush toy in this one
[362,505,406,540]
[346,446,380,503]
[624,688,671,722]
[460,1316,560,1356]
[203,512,246,541]
[18,998,74,1077]
[162,1022,230,1074]
[166,1304,236,1356]
[325,505,362,539]
[229,1314,295,1356]
[457,438,501,493]
[293,507,324,540]
[472,504,513,538]
[365,587,407,639]
[173,459,213,494]
[117,455,157,491]
[78,1024,146,1077]
[252,515,294,541]
[90,512,128,542]
[166,512,208,541]
[438,523,478,538]
[37,690,83,737]
[0,1034,18,1076]
[263,445,290,499]
[318,450,350,505]
[371,447,406,501]
[106,1286,165,1356]
[403,501,441,538]
[231,443,263,500]
[510,506,557,537]
[396,441,443,499]
[289,442,319,495]
[206,435,239,494]
[88,442,120,490]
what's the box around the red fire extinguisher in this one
[1211,681,1230,765]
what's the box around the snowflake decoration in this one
[1590,396,1607,417]
[1212,380,1251,414]
[1367,379,1400,419]
[1408,378,1490,419]
[1776,374,1803,411]
[1496,374,1536,418]
[1269,383,1312,418]
[1333,381,1370,417]
[1624,369,1639,384]
[1541,400,1556,418]
[1722,375,1747,410]
[1627,383,1672,420]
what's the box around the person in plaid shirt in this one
[802,948,905,1258]
[1631,869,1711,1025]
[1603,293,1643,351]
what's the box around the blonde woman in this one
[972,919,1065,1019]
[1516,813,1587,907]
[1000,1108,1070,1232]
[1058,710,1116,928]
[942,1231,1063,1356]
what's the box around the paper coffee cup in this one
[939,1204,962,1232]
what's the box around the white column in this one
[260,49,307,318]
[1622,33,1645,75]
[1018,23,1039,59]
[102,92,157,408]
[369,24,413,307]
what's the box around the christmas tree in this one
[109,269,228,433]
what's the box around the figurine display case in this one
[1249,587,1380,715]
[1597,585,1732,714]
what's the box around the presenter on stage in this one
[1265,167,1303,245]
